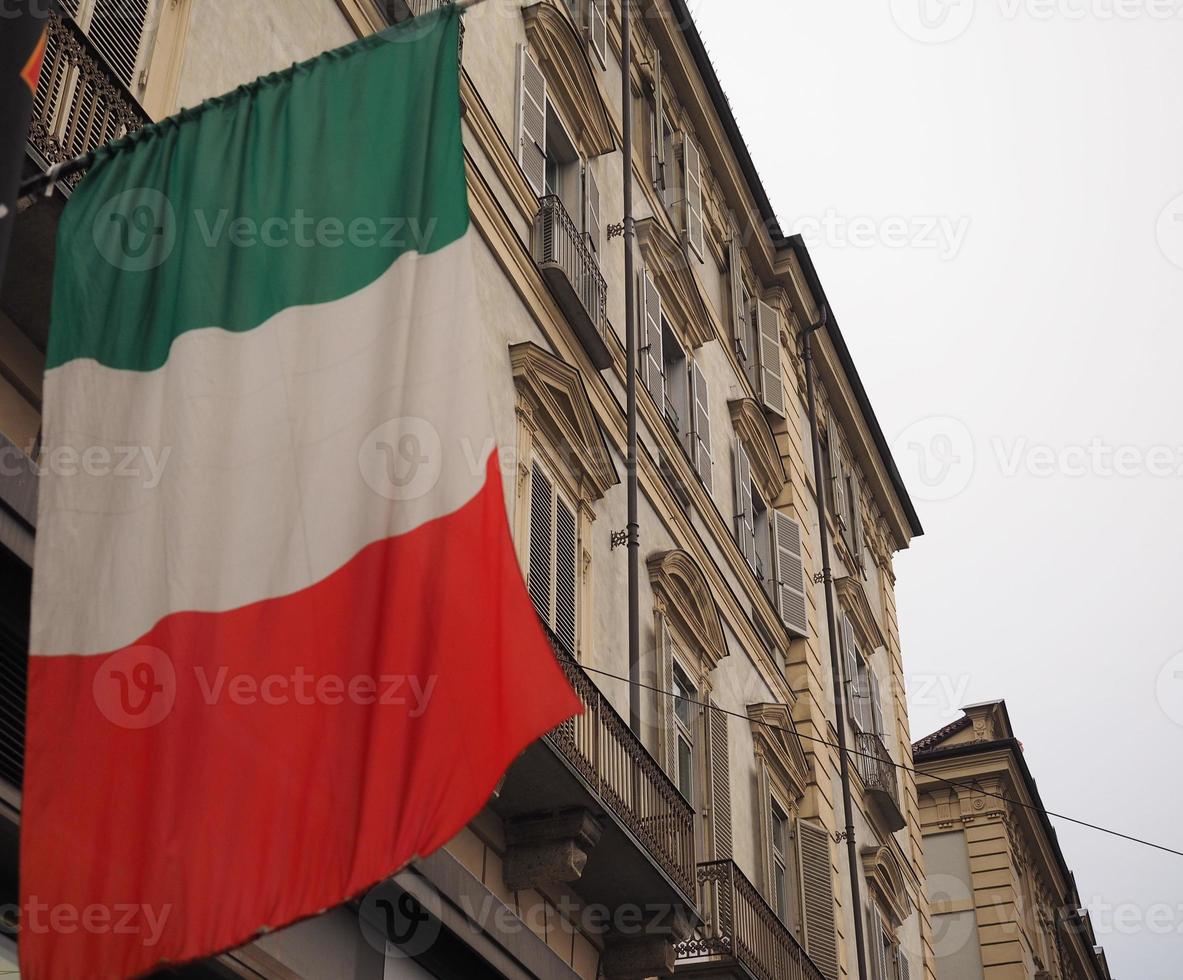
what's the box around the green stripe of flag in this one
[48,7,467,373]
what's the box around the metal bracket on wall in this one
[610,530,629,550]
[607,223,624,240]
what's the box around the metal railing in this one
[533,195,610,347]
[676,860,827,980]
[544,631,695,898]
[26,11,149,184]
[854,730,900,811]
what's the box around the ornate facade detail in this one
[647,550,728,669]
[728,397,788,503]
[635,217,718,348]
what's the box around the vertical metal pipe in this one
[621,0,641,735]
[803,315,868,980]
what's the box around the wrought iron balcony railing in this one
[26,10,150,185]
[545,632,695,898]
[533,195,612,369]
[676,860,827,980]
[854,731,905,832]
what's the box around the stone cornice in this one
[647,550,728,670]
[747,702,810,802]
[728,397,787,503]
[835,575,886,651]
[635,217,717,350]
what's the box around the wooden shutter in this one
[869,667,885,737]
[653,614,677,776]
[87,0,152,87]
[729,235,748,363]
[683,137,705,259]
[733,441,754,565]
[827,416,847,529]
[898,950,911,980]
[587,0,608,65]
[690,359,713,492]
[798,820,839,980]
[583,163,601,256]
[651,51,666,189]
[756,761,775,899]
[772,511,808,636]
[639,270,665,405]
[755,299,785,417]
[518,46,547,197]
[706,697,732,860]
[850,482,865,567]
[554,493,578,655]
[840,613,864,731]
[527,464,553,625]
[867,903,887,980]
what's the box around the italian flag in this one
[21,9,580,978]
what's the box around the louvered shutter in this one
[87,0,152,87]
[527,464,553,627]
[651,51,666,189]
[554,493,578,655]
[898,950,911,980]
[756,762,775,899]
[850,483,865,567]
[798,821,839,980]
[706,698,732,860]
[518,46,547,197]
[827,416,847,529]
[867,904,887,980]
[583,163,601,256]
[755,299,786,417]
[690,360,713,492]
[639,270,665,404]
[733,441,754,565]
[654,614,677,776]
[772,511,808,636]
[840,613,865,732]
[587,0,608,66]
[683,137,705,259]
[869,667,885,737]
[729,235,748,363]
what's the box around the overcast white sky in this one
[692,2,1183,976]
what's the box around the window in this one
[527,460,578,654]
[840,612,883,736]
[866,901,909,980]
[672,664,696,803]
[771,799,792,924]
[752,486,773,599]
[662,322,688,438]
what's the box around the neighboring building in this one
[1,2,936,978]
[914,702,1114,980]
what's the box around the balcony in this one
[26,10,150,186]
[854,732,906,832]
[533,195,612,370]
[492,631,696,924]
[675,860,827,980]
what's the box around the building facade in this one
[1,2,937,978]
[914,702,1114,980]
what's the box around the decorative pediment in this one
[747,703,810,801]
[635,218,716,349]
[511,342,619,499]
[835,575,886,651]
[729,398,787,502]
[861,845,914,928]
[647,550,728,669]
[522,2,615,158]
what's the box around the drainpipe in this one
[803,310,868,980]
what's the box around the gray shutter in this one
[87,0,152,87]
[867,904,886,980]
[527,464,553,626]
[756,299,785,417]
[798,821,839,980]
[729,234,748,363]
[654,614,677,776]
[756,762,775,899]
[554,493,578,655]
[851,482,865,568]
[583,163,601,256]
[827,416,847,529]
[518,46,547,197]
[773,511,808,636]
[840,613,863,731]
[733,441,754,565]
[706,697,732,860]
[869,667,885,737]
[690,360,713,492]
[587,0,608,65]
[640,270,665,405]
[683,138,705,259]
[652,51,666,189]
[899,951,911,980]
